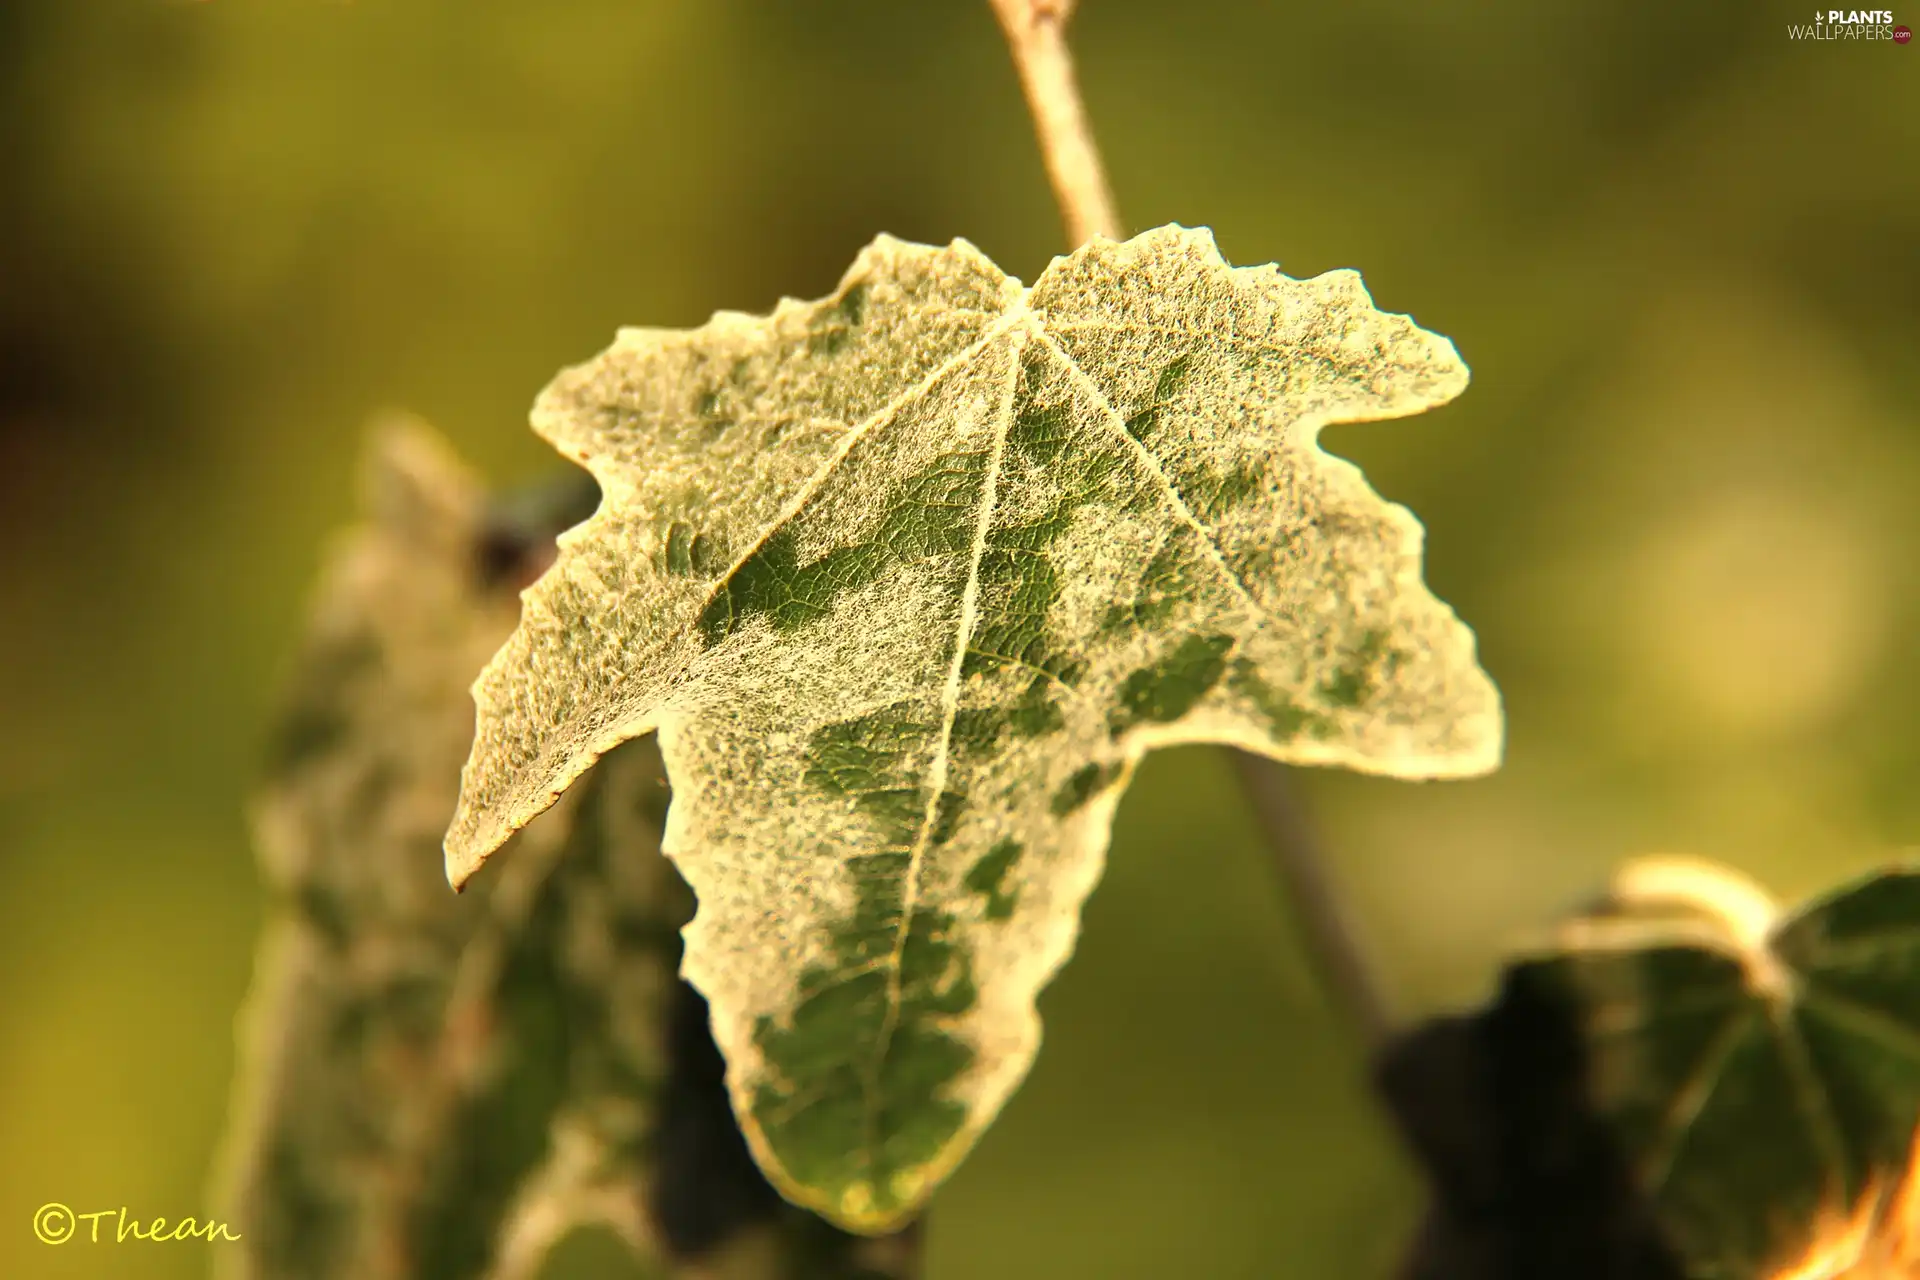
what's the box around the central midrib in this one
[855,320,1030,1189]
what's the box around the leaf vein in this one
[1641,1005,1756,1194]
[857,328,1026,1172]
[1026,324,1265,624]
[694,311,1028,640]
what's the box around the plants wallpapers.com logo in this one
[1788,8,1913,39]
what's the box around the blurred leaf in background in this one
[0,2,1914,1278]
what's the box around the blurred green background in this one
[1,1,1915,1277]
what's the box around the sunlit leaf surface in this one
[446,225,1503,1229]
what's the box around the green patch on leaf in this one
[808,281,870,356]
[806,706,939,844]
[1320,628,1391,709]
[963,839,1024,921]
[1229,659,1336,741]
[1109,633,1236,735]
[699,449,989,645]
[1188,460,1266,522]
[1050,763,1122,817]
[951,677,1065,759]
[1102,536,1200,637]
[664,520,728,578]
[750,896,979,1224]
[1123,353,1192,440]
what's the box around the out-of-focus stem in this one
[1233,753,1396,1050]
[987,0,1121,247]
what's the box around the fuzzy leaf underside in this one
[445,225,1505,1229]
[1516,867,1920,1279]
[216,422,688,1280]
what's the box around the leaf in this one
[403,740,686,1280]
[219,420,927,1280]
[214,421,688,1280]
[444,224,1504,1229]
[1375,966,1687,1280]
[1498,859,1920,1279]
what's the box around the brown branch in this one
[987,0,1121,247]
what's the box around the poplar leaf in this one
[1509,862,1920,1279]
[216,421,685,1280]
[445,224,1504,1230]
